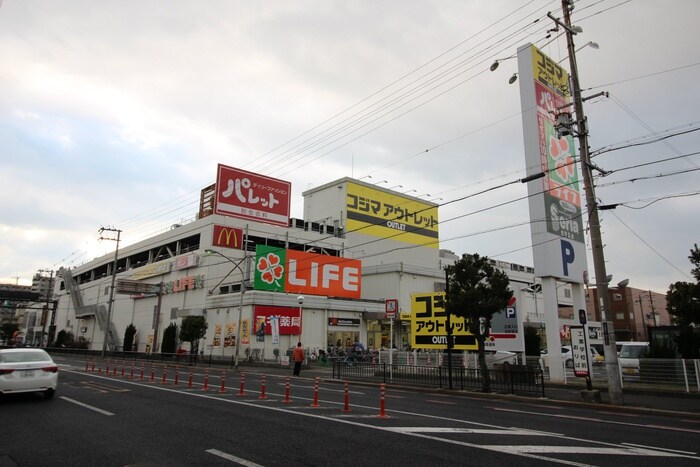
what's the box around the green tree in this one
[524,326,542,357]
[1,322,19,343]
[179,315,208,355]
[161,323,178,354]
[666,244,700,358]
[55,330,74,347]
[123,324,137,352]
[445,253,513,392]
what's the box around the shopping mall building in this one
[49,165,586,358]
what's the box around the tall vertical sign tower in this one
[517,43,588,381]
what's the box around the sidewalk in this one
[241,362,700,418]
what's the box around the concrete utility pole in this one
[555,0,623,404]
[99,227,122,357]
[38,269,54,347]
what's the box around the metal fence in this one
[332,361,545,397]
[620,358,700,392]
[530,355,700,393]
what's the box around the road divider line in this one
[205,448,263,466]
[60,396,114,416]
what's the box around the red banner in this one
[214,164,291,227]
[254,305,301,335]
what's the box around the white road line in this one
[493,445,685,457]
[490,406,700,434]
[622,442,697,455]
[62,369,699,463]
[206,448,263,466]
[60,396,114,416]
[386,427,561,436]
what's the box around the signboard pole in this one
[151,282,164,354]
[583,324,592,391]
[389,317,394,382]
[445,269,453,390]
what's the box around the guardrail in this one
[531,355,700,394]
[332,361,545,397]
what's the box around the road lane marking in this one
[61,368,700,463]
[490,406,700,434]
[82,381,131,393]
[206,449,263,466]
[493,445,685,457]
[622,443,696,455]
[425,399,457,405]
[386,427,561,436]
[60,396,114,416]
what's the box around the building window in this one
[615,313,624,320]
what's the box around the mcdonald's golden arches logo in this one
[213,225,243,249]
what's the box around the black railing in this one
[39,347,243,368]
[332,361,545,397]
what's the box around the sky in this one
[1,0,698,293]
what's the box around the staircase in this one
[59,267,118,351]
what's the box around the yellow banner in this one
[410,292,477,350]
[346,182,439,248]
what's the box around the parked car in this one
[541,345,603,369]
[618,342,649,381]
[0,348,59,399]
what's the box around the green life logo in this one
[254,245,286,292]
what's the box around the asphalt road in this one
[2,357,699,466]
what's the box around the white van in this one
[618,342,649,381]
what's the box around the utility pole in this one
[99,227,122,357]
[38,269,54,347]
[552,0,623,404]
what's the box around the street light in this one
[296,294,304,346]
[522,283,542,320]
[205,248,248,370]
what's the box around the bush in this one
[524,326,542,356]
[123,324,137,352]
[645,339,677,358]
[161,323,178,354]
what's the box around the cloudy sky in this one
[1,0,698,293]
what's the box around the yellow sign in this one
[530,44,570,97]
[131,261,172,280]
[241,319,250,345]
[346,182,439,248]
[410,292,476,350]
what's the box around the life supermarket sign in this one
[253,245,361,299]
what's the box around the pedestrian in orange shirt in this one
[292,342,305,376]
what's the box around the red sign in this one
[254,305,301,335]
[214,164,291,227]
[212,225,244,249]
[285,249,361,299]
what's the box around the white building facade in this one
[51,172,581,359]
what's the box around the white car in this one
[618,342,649,381]
[0,348,59,399]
